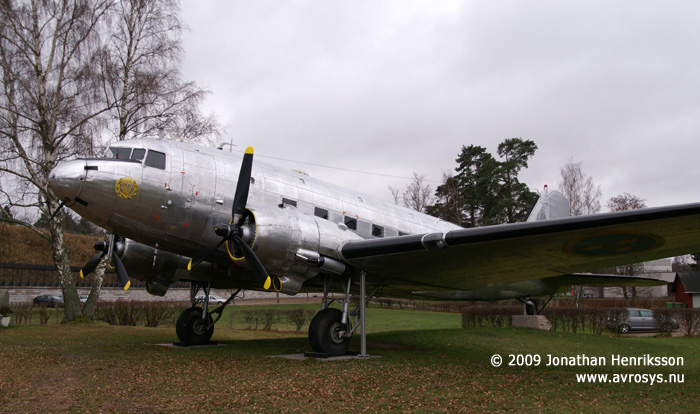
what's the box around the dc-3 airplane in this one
[49,138,700,356]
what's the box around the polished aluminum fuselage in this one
[52,138,459,294]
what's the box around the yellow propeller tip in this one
[263,276,272,290]
[187,260,192,271]
[79,270,84,279]
[124,281,131,291]
[245,146,254,154]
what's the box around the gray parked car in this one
[194,294,225,305]
[606,308,679,334]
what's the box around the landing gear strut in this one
[517,295,553,315]
[175,282,241,345]
[308,272,378,357]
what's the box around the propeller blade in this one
[232,147,254,219]
[233,234,271,290]
[187,237,227,271]
[111,251,131,291]
[80,252,104,278]
[188,148,254,271]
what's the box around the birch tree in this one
[557,159,601,216]
[80,0,220,316]
[0,0,113,320]
[98,0,219,142]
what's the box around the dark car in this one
[33,295,64,308]
[605,308,679,334]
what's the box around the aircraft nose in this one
[49,160,87,203]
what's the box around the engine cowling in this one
[122,239,232,295]
[241,205,362,294]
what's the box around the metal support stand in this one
[359,271,368,358]
[201,283,211,320]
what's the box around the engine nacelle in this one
[245,205,362,294]
[122,239,229,295]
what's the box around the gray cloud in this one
[181,1,700,209]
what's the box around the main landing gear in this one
[175,282,241,346]
[176,275,379,356]
[307,272,379,357]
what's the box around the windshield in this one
[104,146,166,170]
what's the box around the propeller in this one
[80,234,131,290]
[188,146,273,290]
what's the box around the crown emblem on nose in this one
[115,177,139,199]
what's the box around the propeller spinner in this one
[187,147,273,290]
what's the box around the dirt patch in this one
[0,224,96,266]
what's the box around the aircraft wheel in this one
[618,323,630,334]
[308,308,351,356]
[176,307,214,345]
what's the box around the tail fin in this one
[527,185,570,221]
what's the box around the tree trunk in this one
[82,255,108,317]
[47,201,81,321]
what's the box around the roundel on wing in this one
[563,231,665,257]
[115,177,138,199]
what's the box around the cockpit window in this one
[144,150,166,170]
[113,147,132,160]
[131,148,146,162]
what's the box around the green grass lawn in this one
[0,306,696,413]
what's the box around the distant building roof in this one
[675,272,700,294]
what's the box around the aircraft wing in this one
[412,274,668,301]
[339,203,700,291]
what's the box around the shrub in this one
[664,308,700,337]
[38,304,50,325]
[286,309,316,333]
[461,306,519,328]
[261,309,278,331]
[241,310,260,330]
[10,302,33,324]
[94,300,181,327]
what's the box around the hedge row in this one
[460,305,700,336]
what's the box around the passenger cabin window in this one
[145,150,166,170]
[282,198,297,208]
[344,216,357,231]
[372,224,384,238]
[314,207,329,220]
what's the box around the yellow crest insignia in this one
[115,177,138,199]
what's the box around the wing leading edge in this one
[339,203,700,292]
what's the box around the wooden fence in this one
[0,263,187,289]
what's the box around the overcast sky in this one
[179,1,700,210]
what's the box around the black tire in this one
[618,324,630,334]
[176,307,214,345]
[660,323,673,334]
[308,308,351,356]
